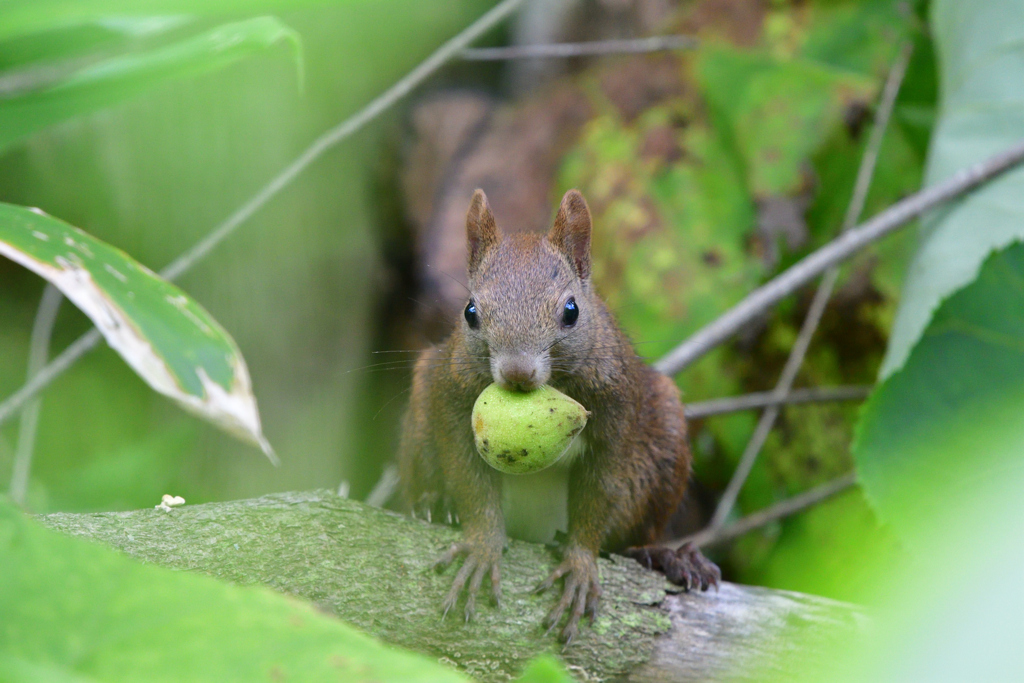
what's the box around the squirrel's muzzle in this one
[493,353,547,392]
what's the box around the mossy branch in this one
[41,490,864,682]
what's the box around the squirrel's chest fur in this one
[501,434,586,544]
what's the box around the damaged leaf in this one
[0,202,275,462]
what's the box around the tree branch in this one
[684,385,871,419]
[461,35,698,60]
[653,138,1024,376]
[40,490,865,682]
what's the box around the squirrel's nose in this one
[497,361,539,392]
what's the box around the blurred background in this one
[0,0,933,603]
[0,0,501,507]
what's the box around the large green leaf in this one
[854,242,1024,536]
[0,203,274,460]
[0,16,301,152]
[786,243,1024,680]
[0,16,192,72]
[0,497,468,683]
[880,0,1024,377]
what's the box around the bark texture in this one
[41,490,864,682]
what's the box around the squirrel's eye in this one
[464,300,480,329]
[562,297,579,327]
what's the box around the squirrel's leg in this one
[432,412,506,622]
[536,448,625,645]
[619,372,721,592]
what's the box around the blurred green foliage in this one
[882,0,1024,378]
[775,6,1024,672]
[554,0,932,601]
[856,0,1024,540]
[775,241,1024,681]
[0,16,303,151]
[0,0,496,512]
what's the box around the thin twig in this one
[707,42,913,530]
[9,284,62,505]
[670,472,857,550]
[684,385,870,419]
[460,34,697,61]
[0,0,527,430]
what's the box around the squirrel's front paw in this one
[434,539,503,622]
[535,547,602,645]
[624,542,721,591]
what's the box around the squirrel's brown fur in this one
[398,188,719,642]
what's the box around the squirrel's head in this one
[462,188,594,392]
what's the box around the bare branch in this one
[684,385,871,419]
[670,473,858,550]
[0,0,527,430]
[460,34,697,61]
[707,43,913,530]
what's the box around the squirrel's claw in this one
[434,542,468,571]
[534,562,568,595]
[434,540,503,622]
[623,542,721,592]
[674,542,721,592]
[539,548,602,644]
[490,561,503,608]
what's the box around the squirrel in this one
[398,188,720,643]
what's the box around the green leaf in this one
[881,0,1024,377]
[0,203,275,461]
[0,17,192,72]
[853,242,1024,537]
[0,497,468,683]
[0,0,356,43]
[514,655,576,683]
[0,16,302,151]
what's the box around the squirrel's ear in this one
[466,189,499,276]
[548,189,592,279]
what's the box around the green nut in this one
[471,383,589,475]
